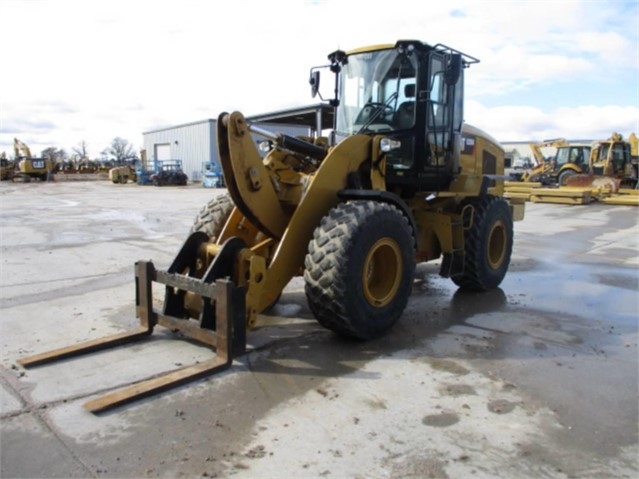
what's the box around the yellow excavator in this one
[13,138,54,182]
[18,40,525,412]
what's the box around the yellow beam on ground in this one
[600,195,639,206]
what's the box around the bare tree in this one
[41,147,67,161]
[102,137,136,164]
[72,141,90,159]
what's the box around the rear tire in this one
[452,196,513,291]
[558,169,576,186]
[190,193,234,240]
[304,201,415,340]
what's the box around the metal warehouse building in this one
[142,105,333,182]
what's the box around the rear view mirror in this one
[445,54,462,85]
[310,70,320,98]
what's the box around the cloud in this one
[466,101,639,141]
[0,0,637,158]
[0,119,57,135]
[553,105,639,138]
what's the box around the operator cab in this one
[555,146,591,169]
[311,40,478,196]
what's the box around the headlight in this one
[258,140,273,153]
[380,137,401,152]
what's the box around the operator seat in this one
[394,84,416,130]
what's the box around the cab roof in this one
[338,40,479,66]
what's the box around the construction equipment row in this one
[513,133,638,188]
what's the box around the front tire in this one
[304,201,415,340]
[452,196,513,291]
[190,193,234,240]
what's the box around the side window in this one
[555,148,569,166]
[392,81,416,130]
[612,144,626,170]
[371,81,381,103]
[569,147,583,165]
[612,144,625,161]
[430,73,443,103]
[428,58,448,129]
[382,56,417,131]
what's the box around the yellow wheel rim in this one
[487,220,507,269]
[362,238,402,308]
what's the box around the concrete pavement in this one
[1,180,637,478]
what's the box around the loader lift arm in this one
[216,111,327,240]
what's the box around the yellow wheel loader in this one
[18,40,525,412]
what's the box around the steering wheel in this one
[356,102,394,125]
[364,102,394,115]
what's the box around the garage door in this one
[154,143,171,161]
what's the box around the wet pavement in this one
[0,180,637,478]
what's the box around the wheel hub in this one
[362,238,402,308]
[487,220,507,269]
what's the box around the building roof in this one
[247,104,334,132]
[143,104,335,136]
[142,119,214,135]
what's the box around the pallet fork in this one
[17,259,246,414]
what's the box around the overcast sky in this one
[1,0,638,158]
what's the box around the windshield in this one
[335,49,417,136]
